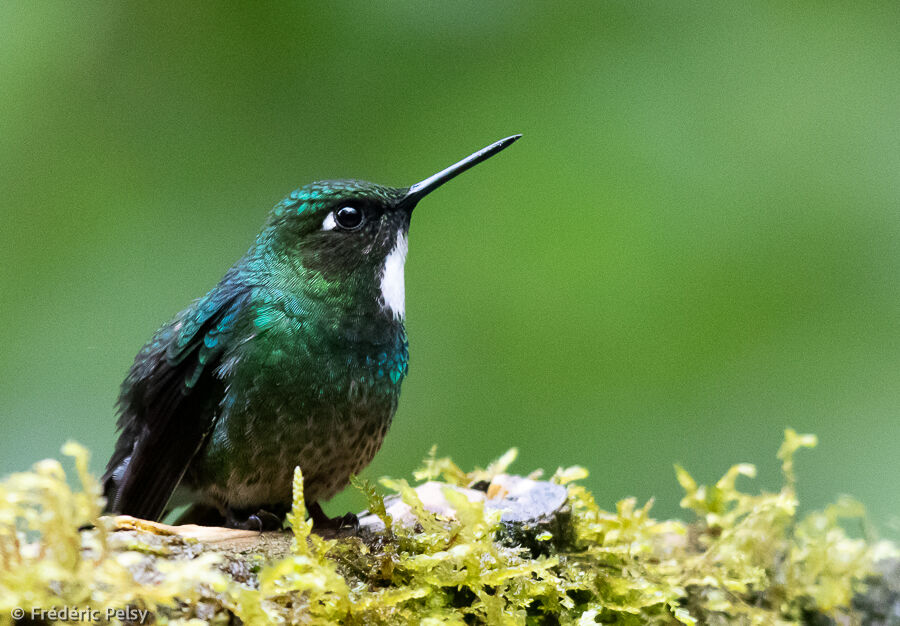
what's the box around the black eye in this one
[335,206,364,230]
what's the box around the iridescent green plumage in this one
[103,136,520,528]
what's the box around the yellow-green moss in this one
[0,430,895,625]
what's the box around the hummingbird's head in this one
[262,135,521,320]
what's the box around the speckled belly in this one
[187,388,399,510]
[184,342,407,511]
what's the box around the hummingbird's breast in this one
[185,283,409,510]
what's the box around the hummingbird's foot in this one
[224,507,285,532]
[308,501,359,535]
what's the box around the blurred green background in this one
[1,3,897,533]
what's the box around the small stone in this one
[357,474,570,553]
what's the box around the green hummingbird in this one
[102,135,521,530]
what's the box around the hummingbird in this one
[102,135,521,530]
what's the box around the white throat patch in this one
[380,231,408,320]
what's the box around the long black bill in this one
[402,134,522,209]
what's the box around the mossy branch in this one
[0,431,897,625]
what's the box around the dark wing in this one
[103,285,251,521]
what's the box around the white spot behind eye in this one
[322,212,337,231]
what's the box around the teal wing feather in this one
[102,284,251,520]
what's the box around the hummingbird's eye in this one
[333,206,364,230]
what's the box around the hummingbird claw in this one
[225,507,285,531]
[308,502,359,535]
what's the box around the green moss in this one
[0,431,895,625]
